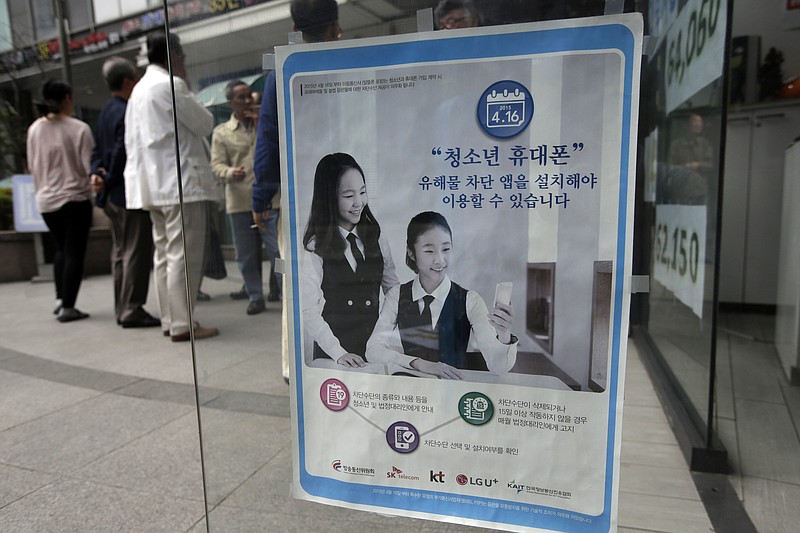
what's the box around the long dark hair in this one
[36,79,72,116]
[302,153,380,259]
[405,211,452,273]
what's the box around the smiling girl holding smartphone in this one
[366,211,517,379]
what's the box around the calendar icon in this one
[486,88,526,128]
[477,80,533,139]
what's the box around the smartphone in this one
[494,282,513,307]
[395,426,411,449]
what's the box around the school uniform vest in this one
[397,281,470,368]
[313,239,384,360]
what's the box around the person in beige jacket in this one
[211,80,265,315]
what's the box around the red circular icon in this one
[320,378,349,411]
[456,474,468,485]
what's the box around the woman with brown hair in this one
[27,79,94,322]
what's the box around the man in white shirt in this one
[124,31,219,341]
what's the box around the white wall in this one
[733,0,800,80]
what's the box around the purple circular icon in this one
[386,421,419,453]
[320,378,349,411]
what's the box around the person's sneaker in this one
[247,299,266,315]
[57,308,89,323]
[230,288,249,300]
[171,325,219,342]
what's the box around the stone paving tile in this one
[72,411,205,502]
[0,478,204,533]
[199,410,292,507]
[736,398,800,484]
[620,440,686,470]
[202,355,290,397]
[730,344,787,404]
[0,353,139,393]
[619,463,700,500]
[621,404,676,445]
[0,464,59,510]
[0,369,100,432]
[115,377,199,406]
[617,492,713,532]
[742,476,800,533]
[0,393,192,474]
[205,503,432,533]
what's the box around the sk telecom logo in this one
[430,470,445,483]
[387,466,402,478]
[387,466,421,481]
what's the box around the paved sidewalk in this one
[0,274,713,532]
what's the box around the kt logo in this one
[429,470,445,483]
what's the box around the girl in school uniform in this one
[301,153,399,367]
[366,211,517,379]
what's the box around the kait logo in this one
[429,470,445,483]
[332,460,343,472]
[508,480,529,494]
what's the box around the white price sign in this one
[664,0,727,113]
[654,205,706,318]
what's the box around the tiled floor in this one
[717,312,800,533]
[0,274,714,532]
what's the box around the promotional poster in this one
[280,14,643,532]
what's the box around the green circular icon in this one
[458,392,493,426]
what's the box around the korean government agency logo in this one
[477,80,534,139]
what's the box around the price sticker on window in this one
[664,0,727,112]
[653,204,707,318]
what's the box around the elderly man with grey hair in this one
[90,56,161,329]
[211,80,265,315]
[434,0,480,29]
[124,32,219,342]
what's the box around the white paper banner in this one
[279,14,643,533]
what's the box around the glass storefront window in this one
[154,0,732,529]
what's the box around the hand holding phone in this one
[492,282,514,344]
[494,282,513,307]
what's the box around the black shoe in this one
[57,308,89,323]
[247,299,266,315]
[267,292,281,302]
[230,288,248,300]
[121,314,162,328]
[196,291,211,302]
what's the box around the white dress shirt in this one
[301,228,399,362]
[124,64,219,209]
[366,275,517,375]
